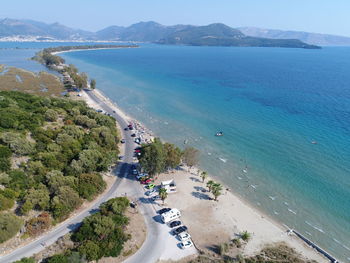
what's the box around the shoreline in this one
[42,45,332,262]
[79,87,329,263]
[51,46,138,55]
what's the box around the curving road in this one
[0,90,195,263]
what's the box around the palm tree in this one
[158,187,168,205]
[206,180,215,192]
[240,231,251,242]
[211,183,223,201]
[200,171,208,183]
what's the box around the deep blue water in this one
[61,45,350,261]
[1,42,349,261]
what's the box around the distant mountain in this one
[157,23,319,49]
[95,21,190,41]
[95,26,125,40]
[0,18,321,48]
[0,18,94,40]
[238,27,350,46]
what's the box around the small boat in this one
[311,140,318,144]
[215,131,223,137]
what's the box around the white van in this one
[161,208,181,223]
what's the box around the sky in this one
[2,0,350,36]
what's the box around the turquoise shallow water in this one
[1,43,349,261]
[61,45,350,261]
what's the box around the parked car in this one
[132,169,138,175]
[124,127,129,131]
[118,156,123,160]
[179,240,193,249]
[158,208,171,214]
[113,110,116,113]
[131,164,137,170]
[146,183,156,189]
[169,220,181,228]
[178,232,191,241]
[136,173,148,180]
[141,178,153,184]
[151,195,161,201]
[131,133,136,137]
[146,188,157,196]
[173,226,188,235]
[120,139,126,143]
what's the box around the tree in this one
[77,173,106,200]
[163,143,182,170]
[0,132,35,155]
[78,240,101,261]
[139,138,165,176]
[51,186,82,219]
[240,231,251,242]
[13,258,36,263]
[0,213,23,243]
[159,187,168,205]
[0,145,11,172]
[21,184,50,214]
[90,79,96,89]
[0,194,14,211]
[211,183,223,201]
[182,147,199,169]
[206,180,215,192]
[46,254,69,263]
[45,109,58,122]
[200,171,208,183]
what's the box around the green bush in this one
[44,109,58,122]
[0,213,23,243]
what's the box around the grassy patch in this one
[0,66,63,97]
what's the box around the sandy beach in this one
[78,88,329,263]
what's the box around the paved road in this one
[0,90,195,263]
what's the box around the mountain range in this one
[0,18,348,47]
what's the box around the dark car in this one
[169,220,181,228]
[120,139,126,143]
[131,133,136,137]
[158,208,171,214]
[124,127,129,131]
[131,164,136,170]
[173,226,188,235]
[118,156,123,160]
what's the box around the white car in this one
[179,239,193,249]
[178,232,191,241]
[146,188,157,196]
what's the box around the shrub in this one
[0,213,23,243]
[78,173,106,200]
[44,109,58,122]
[25,212,51,236]
[0,194,15,211]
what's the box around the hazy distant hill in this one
[157,23,320,49]
[0,18,94,40]
[239,27,350,46]
[0,18,320,48]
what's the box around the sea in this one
[1,42,349,262]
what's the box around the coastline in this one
[51,47,136,55]
[78,87,329,263]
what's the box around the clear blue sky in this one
[2,0,350,36]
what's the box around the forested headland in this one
[0,91,120,244]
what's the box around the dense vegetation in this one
[0,91,119,243]
[157,23,321,49]
[138,138,194,175]
[45,197,130,262]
